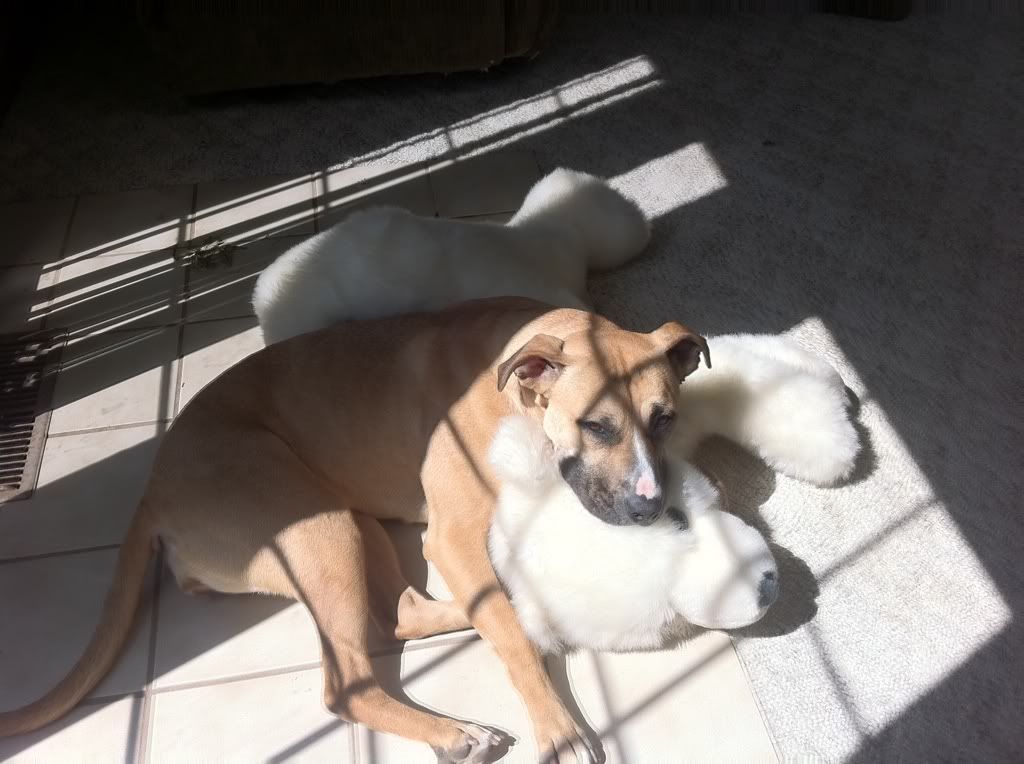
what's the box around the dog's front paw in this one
[434,722,504,763]
[537,717,603,764]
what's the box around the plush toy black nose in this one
[758,571,779,609]
[627,494,663,525]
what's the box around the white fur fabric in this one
[249,168,861,656]
[252,168,649,345]
[674,333,860,486]
[487,415,779,654]
[486,332,859,654]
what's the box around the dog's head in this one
[497,320,710,526]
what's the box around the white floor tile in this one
[556,631,778,763]
[177,317,264,412]
[151,566,321,689]
[48,327,179,434]
[0,265,53,332]
[0,424,161,559]
[192,175,315,244]
[0,549,154,710]
[182,236,299,323]
[47,250,185,336]
[361,637,536,762]
[65,186,193,258]
[149,668,354,762]
[0,695,141,763]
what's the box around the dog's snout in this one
[758,570,779,609]
[627,494,663,525]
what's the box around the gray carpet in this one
[2,11,1022,761]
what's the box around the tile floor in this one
[0,150,778,762]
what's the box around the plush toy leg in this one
[676,334,860,485]
[743,367,859,485]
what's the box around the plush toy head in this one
[488,415,778,642]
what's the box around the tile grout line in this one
[46,312,262,346]
[114,630,482,698]
[27,194,82,479]
[350,714,361,764]
[178,182,199,327]
[37,194,81,332]
[185,183,198,247]
[729,635,784,762]
[60,321,182,341]
[79,690,143,707]
[311,173,323,234]
[48,419,171,438]
[185,184,198,249]
[132,201,178,754]
[148,661,324,696]
[0,542,121,566]
[171,263,189,420]
[368,631,481,658]
[0,248,188,265]
[165,191,191,428]
[131,185,194,762]
[180,313,258,326]
[133,546,164,764]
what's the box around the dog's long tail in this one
[510,168,651,271]
[0,507,155,737]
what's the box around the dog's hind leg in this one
[250,510,498,762]
[355,514,472,642]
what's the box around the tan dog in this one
[0,297,708,762]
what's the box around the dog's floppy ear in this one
[496,334,566,394]
[652,322,711,382]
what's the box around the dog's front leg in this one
[424,501,601,764]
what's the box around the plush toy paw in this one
[743,339,859,485]
[752,370,859,484]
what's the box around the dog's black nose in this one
[758,571,779,609]
[627,494,663,525]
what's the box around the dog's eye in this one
[650,412,675,436]
[581,420,608,437]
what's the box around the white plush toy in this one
[250,166,860,652]
[488,416,778,653]
[487,333,858,653]
[253,168,649,344]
